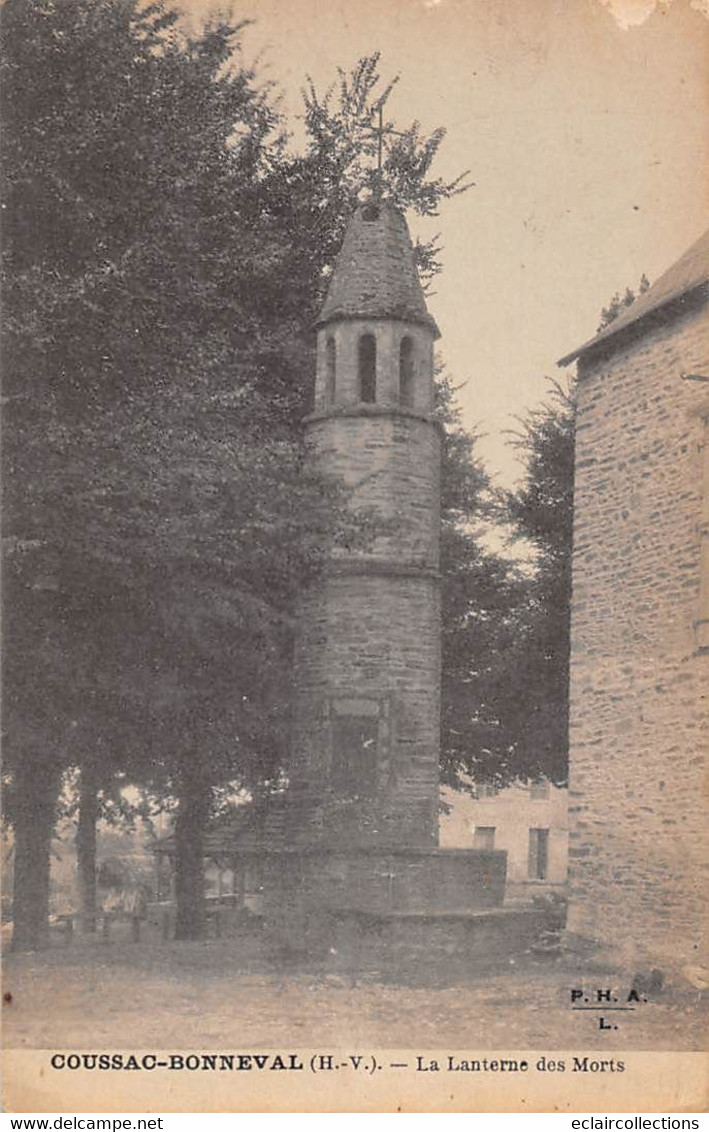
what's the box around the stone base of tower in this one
[247,844,557,981]
[292,567,442,851]
[262,845,505,917]
[324,906,550,984]
[253,845,513,960]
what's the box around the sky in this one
[183,0,709,485]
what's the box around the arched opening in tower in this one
[358,333,377,403]
[325,336,336,404]
[399,336,415,408]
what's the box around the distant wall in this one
[439,783,568,895]
[567,301,709,967]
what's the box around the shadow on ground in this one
[3,924,707,1051]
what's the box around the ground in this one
[3,925,707,1051]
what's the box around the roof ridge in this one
[559,227,709,366]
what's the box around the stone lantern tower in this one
[159,195,510,944]
[290,197,442,849]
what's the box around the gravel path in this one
[4,933,706,1051]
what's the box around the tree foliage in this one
[1,0,357,941]
[2,3,483,942]
[297,55,472,281]
[436,376,529,788]
[502,380,576,786]
[597,273,650,331]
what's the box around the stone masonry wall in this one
[290,400,441,849]
[306,410,441,566]
[293,571,441,847]
[567,302,709,968]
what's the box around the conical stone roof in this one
[315,199,440,337]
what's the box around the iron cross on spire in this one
[359,101,405,186]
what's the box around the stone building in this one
[262,196,511,925]
[154,198,514,938]
[154,198,570,963]
[290,198,442,850]
[559,230,709,970]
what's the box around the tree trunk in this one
[173,758,209,941]
[11,762,61,952]
[76,763,99,933]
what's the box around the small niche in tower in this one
[325,336,336,404]
[358,333,377,403]
[330,699,379,799]
[399,336,415,408]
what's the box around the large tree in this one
[502,380,576,786]
[1,0,355,945]
[2,3,482,944]
[494,275,650,788]
[436,376,530,788]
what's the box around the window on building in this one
[325,336,336,404]
[473,826,496,851]
[528,828,549,880]
[399,336,415,408]
[331,701,379,798]
[529,779,550,801]
[358,334,377,403]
